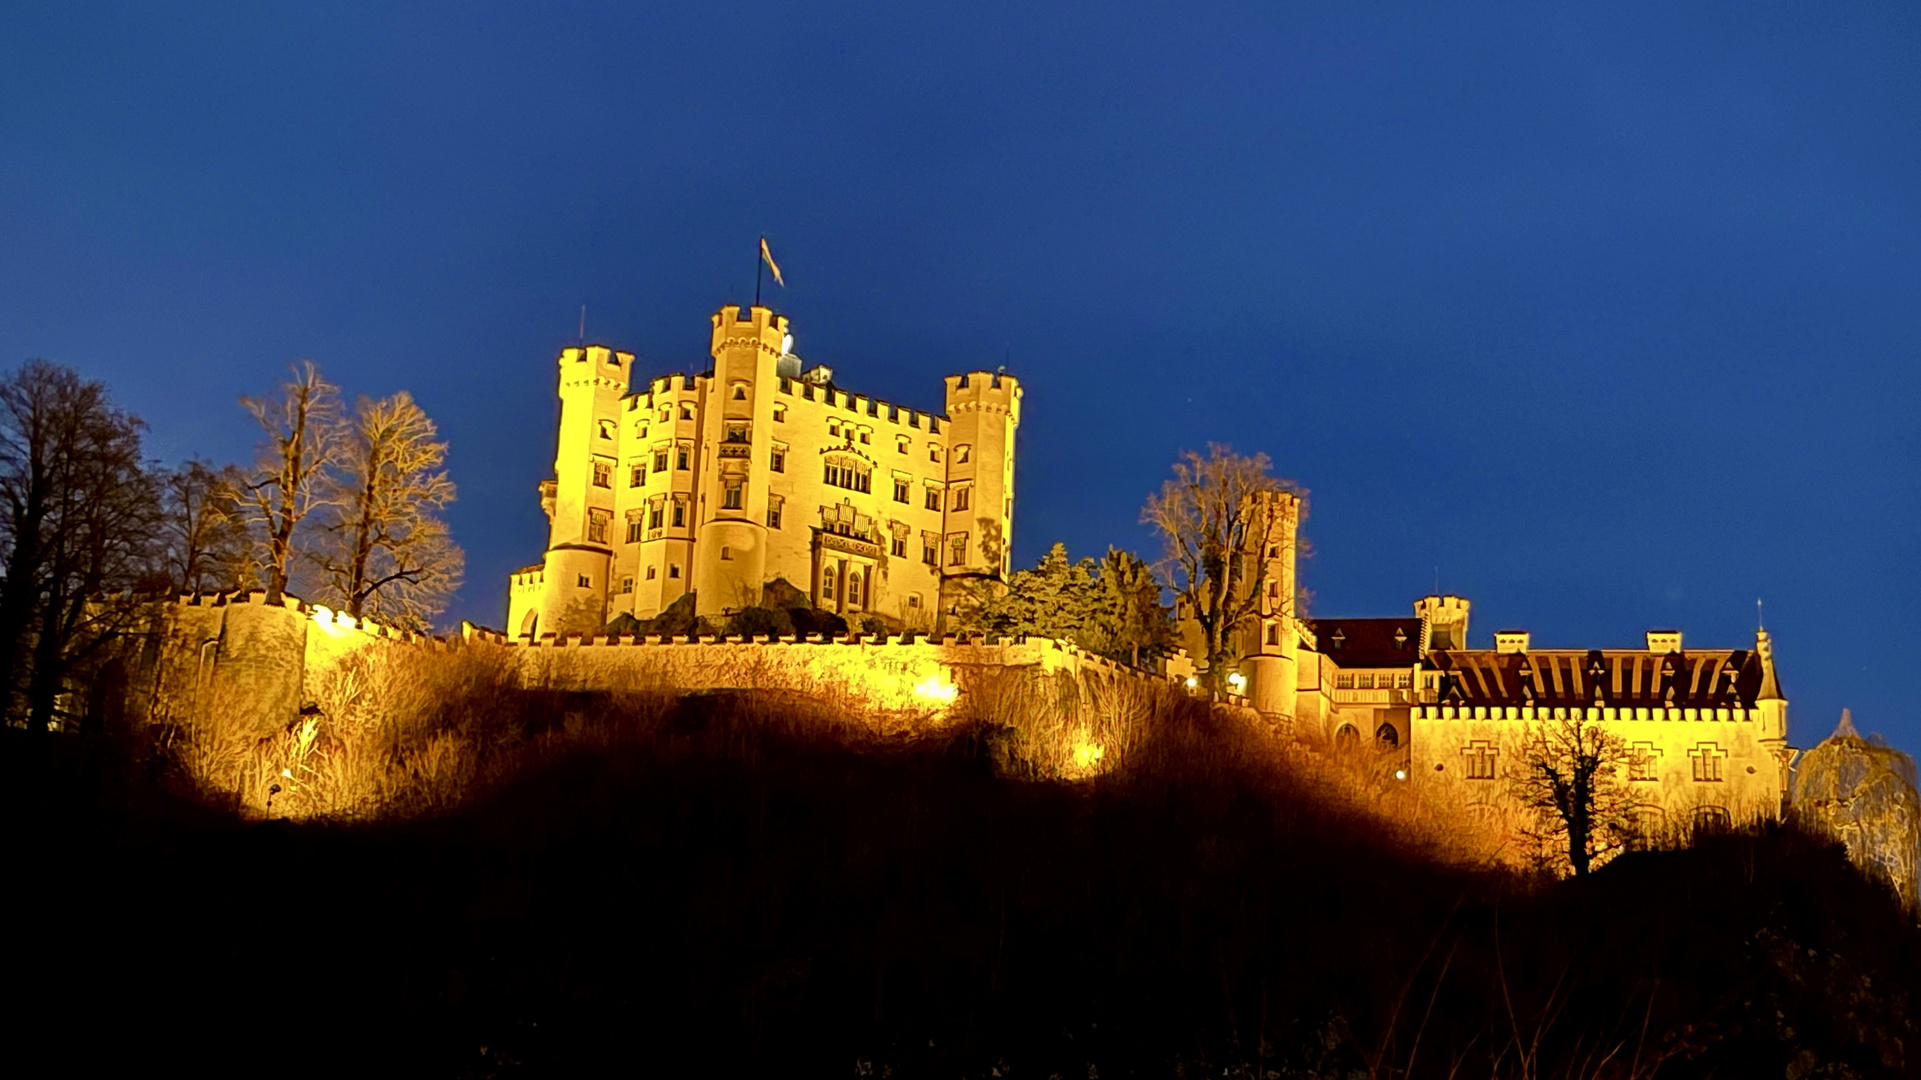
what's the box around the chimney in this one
[1646,630,1682,654]
[1494,630,1530,654]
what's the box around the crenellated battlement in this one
[710,305,790,359]
[943,371,1023,425]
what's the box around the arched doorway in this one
[1335,723,1359,749]
[519,610,538,639]
[1375,722,1400,749]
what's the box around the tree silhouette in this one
[241,361,345,604]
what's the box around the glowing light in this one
[1072,742,1105,769]
[1184,676,1198,689]
[1226,671,1247,692]
[912,675,959,705]
[1395,769,1408,781]
[280,768,293,779]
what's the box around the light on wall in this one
[1226,671,1247,693]
[912,675,959,705]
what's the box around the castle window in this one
[1335,724,1360,748]
[1394,627,1409,648]
[1689,742,1726,783]
[828,419,841,438]
[676,447,690,470]
[625,513,643,544]
[724,422,749,443]
[922,540,938,566]
[577,574,591,588]
[587,510,610,543]
[1266,623,1279,646]
[821,568,835,600]
[1266,546,1279,559]
[680,405,693,420]
[618,576,633,594]
[669,564,680,578]
[952,487,971,512]
[925,488,943,512]
[1692,806,1731,833]
[908,593,921,609]
[1336,674,1354,689]
[767,496,783,529]
[1376,723,1400,749]
[1463,741,1497,780]
[592,461,612,488]
[955,444,970,463]
[630,463,645,487]
[1629,742,1662,781]
[929,446,942,463]
[653,450,668,473]
[897,435,910,454]
[947,533,967,566]
[773,404,786,422]
[649,502,664,530]
[859,431,871,444]
[1424,674,1437,690]
[847,572,862,608]
[893,478,909,503]
[720,546,731,561]
[732,385,746,400]
[722,481,743,510]
[658,408,670,422]
[671,499,686,527]
[770,447,785,472]
[891,535,906,557]
[1330,628,1346,649]
[1397,673,1412,689]
[1357,674,1375,690]
[823,456,871,493]
[646,566,657,580]
[597,420,615,440]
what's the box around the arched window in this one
[518,611,538,639]
[1375,722,1400,748]
[847,572,863,608]
[1692,806,1731,834]
[1335,723,1359,748]
[821,568,836,600]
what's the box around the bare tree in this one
[0,360,158,730]
[311,391,462,632]
[1141,444,1303,690]
[158,459,252,594]
[242,362,345,603]
[1510,715,1638,877]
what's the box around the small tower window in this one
[890,535,906,557]
[955,444,971,463]
[648,502,664,530]
[897,435,910,455]
[646,566,657,580]
[669,564,680,579]
[577,574,591,589]
[597,419,615,440]
[952,487,971,512]
[893,478,910,503]
[722,481,743,510]
[653,450,668,473]
[591,461,612,488]
[925,487,942,512]
[680,405,693,420]
[1265,622,1279,646]
[929,446,942,463]
[720,546,732,561]
[770,447,786,472]
[671,499,686,527]
[586,510,610,543]
[767,495,783,530]
[948,533,967,566]
[773,405,786,422]
[625,512,643,544]
[676,447,690,470]
[732,385,746,400]
[618,576,633,594]
[629,463,645,487]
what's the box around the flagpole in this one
[755,237,763,308]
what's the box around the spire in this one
[1754,628,1785,703]
[1833,707,1860,740]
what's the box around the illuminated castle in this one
[1195,493,1797,831]
[508,305,1020,638]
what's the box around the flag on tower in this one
[760,237,784,286]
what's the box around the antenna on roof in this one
[578,305,586,345]
[1434,566,1440,596]
[1757,597,1764,631]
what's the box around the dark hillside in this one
[5,693,1915,1078]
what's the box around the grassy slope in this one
[5,692,1916,1078]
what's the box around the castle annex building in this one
[509,305,1020,638]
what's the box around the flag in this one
[760,237,784,287]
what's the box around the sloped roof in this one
[1307,618,1424,669]
[1425,648,1764,709]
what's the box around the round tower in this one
[692,306,788,617]
[1245,489,1303,719]
[1414,595,1472,651]
[534,344,633,636]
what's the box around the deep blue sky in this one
[3,3,1916,751]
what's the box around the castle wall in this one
[1408,704,1788,833]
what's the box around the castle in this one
[507,299,1794,834]
[508,305,1020,638]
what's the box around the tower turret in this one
[1244,489,1304,718]
[939,371,1022,594]
[1415,595,1472,651]
[1753,627,1793,809]
[692,306,790,616]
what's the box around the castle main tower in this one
[690,305,790,616]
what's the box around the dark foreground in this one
[5,694,1916,1078]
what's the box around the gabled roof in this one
[1425,648,1764,709]
[1307,617,1423,669]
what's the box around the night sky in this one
[3,4,1916,751]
